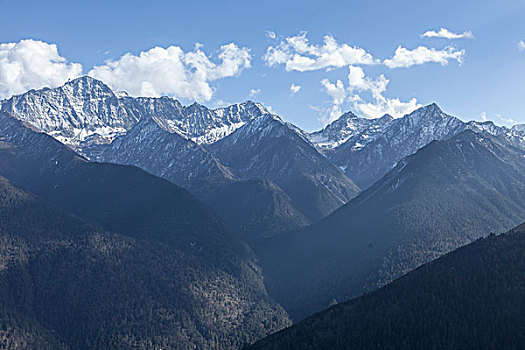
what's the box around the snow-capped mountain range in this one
[1,76,270,150]
[310,103,525,189]
[2,75,524,221]
[0,76,359,224]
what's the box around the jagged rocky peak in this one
[309,110,393,150]
[0,75,137,147]
[321,103,468,189]
[156,99,272,145]
[512,124,525,132]
[227,112,286,139]
[465,120,503,136]
[310,103,449,150]
[213,100,271,125]
[387,103,465,141]
[62,75,116,97]
[378,113,394,122]
[0,76,279,148]
[403,103,445,122]
[425,102,442,112]
[184,101,208,114]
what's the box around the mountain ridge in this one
[207,113,360,220]
[1,76,272,149]
[310,103,525,189]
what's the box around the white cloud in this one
[249,88,260,97]
[481,112,516,127]
[320,66,420,123]
[496,113,516,127]
[321,79,347,105]
[89,43,251,101]
[265,104,279,115]
[347,67,420,119]
[0,39,83,99]
[0,39,252,102]
[384,45,465,68]
[421,28,474,40]
[321,79,348,123]
[266,31,276,39]
[354,96,420,119]
[264,32,378,72]
[346,66,419,118]
[347,65,388,99]
[518,41,525,51]
[290,83,301,94]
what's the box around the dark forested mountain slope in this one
[249,224,525,350]
[201,178,310,244]
[258,130,525,320]
[208,114,360,221]
[90,115,312,240]
[0,111,291,349]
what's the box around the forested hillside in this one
[0,112,290,349]
[249,224,525,349]
[258,130,525,320]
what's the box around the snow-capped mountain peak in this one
[0,77,275,150]
[465,120,503,136]
[512,124,525,133]
[309,102,525,190]
[1,76,136,147]
[177,100,271,144]
[308,111,393,150]
[315,103,467,188]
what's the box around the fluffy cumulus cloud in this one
[421,28,474,40]
[0,39,252,102]
[290,83,301,94]
[519,41,525,51]
[320,66,420,123]
[249,88,260,97]
[321,79,347,123]
[384,45,465,68]
[89,43,251,101]
[263,32,466,124]
[355,96,420,119]
[347,65,388,99]
[0,39,83,99]
[264,32,378,72]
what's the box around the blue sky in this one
[0,0,524,131]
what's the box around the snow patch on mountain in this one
[308,112,394,150]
